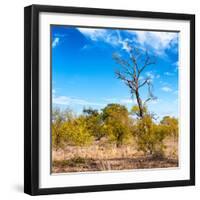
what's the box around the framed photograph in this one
[24,4,195,195]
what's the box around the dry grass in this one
[52,137,178,173]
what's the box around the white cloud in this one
[77,28,178,57]
[103,98,117,102]
[80,44,91,51]
[77,28,132,51]
[146,71,155,80]
[173,98,178,104]
[103,97,137,105]
[156,74,160,79]
[139,76,144,81]
[77,28,107,41]
[161,86,173,92]
[120,40,132,52]
[120,99,133,104]
[77,28,119,47]
[120,98,138,104]
[173,61,179,71]
[54,33,67,38]
[149,99,159,104]
[130,31,178,55]
[114,30,178,65]
[173,61,179,66]
[173,90,178,95]
[116,31,133,53]
[164,72,174,76]
[53,95,105,107]
[52,37,60,48]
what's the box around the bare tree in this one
[113,43,156,118]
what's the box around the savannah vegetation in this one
[52,43,179,173]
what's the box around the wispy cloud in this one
[77,28,119,47]
[156,74,160,79]
[173,61,179,66]
[103,98,118,102]
[120,98,134,104]
[149,99,159,105]
[129,30,178,56]
[103,97,137,105]
[173,61,179,72]
[116,31,133,53]
[53,95,105,107]
[173,90,178,95]
[54,33,67,38]
[146,71,155,80]
[77,28,132,52]
[77,28,106,40]
[161,86,173,92]
[80,44,92,51]
[52,37,60,48]
[77,28,178,59]
[164,72,174,76]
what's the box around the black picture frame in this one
[24,4,195,196]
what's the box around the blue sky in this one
[51,25,179,120]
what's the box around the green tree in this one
[102,104,132,147]
[134,115,168,156]
[131,105,148,117]
[52,108,73,150]
[63,115,94,146]
[161,116,178,140]
[83,108,104,140]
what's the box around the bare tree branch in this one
[113,53,135,78]
[113,43,157,118]
[138,50,156,76]
[143,81,157,105]
[138,78,150,88]
[115,70,136,91]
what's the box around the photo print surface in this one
[51,25,179,174]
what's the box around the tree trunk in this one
[135,89,143,118]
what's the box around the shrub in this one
[63,116,94,146]
[102,104,133,147]
[52,108,93,148]
[161,116,178,140]
[134,115,168,156]
[83,108,105,140]
[52,108,71,150]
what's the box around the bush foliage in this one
[52,104,178,156]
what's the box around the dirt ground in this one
[52,138,178,173]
